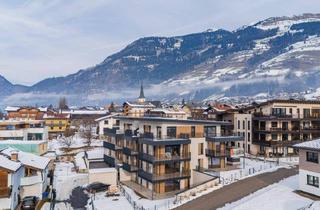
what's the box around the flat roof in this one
[115,116,232,125]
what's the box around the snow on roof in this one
[89,168,117,173]
[1,147,50,170]
[87,148,104,160]
[149,108,186,115]
[0,140,47,145]
[125,101,156,108]
[0,154,22,172]
[43,113,70,119]
[62,110,107,115]
[95,113,119,122]
[4,106,20,112]
[294,139,320,151]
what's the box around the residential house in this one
[0,148,51,198]
[5,106,46,120]
[0,140,48,155]
[95,114,120,137]
[294,139,320,196]
[43,113,71,139]
[0,154,23,210]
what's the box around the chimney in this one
[10,152,19,161]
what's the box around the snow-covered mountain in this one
[1,13,320,106]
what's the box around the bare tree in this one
[82,124,94,147]
[60,128,76,151]
[58,97,68,110]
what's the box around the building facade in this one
[0,120,48,141]
[43,113,71,139]
[103,116,243,196]
[244,100,320,156]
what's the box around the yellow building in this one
[43,113,71,139]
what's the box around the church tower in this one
[138,82,146,103]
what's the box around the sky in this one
[0,0,320,85]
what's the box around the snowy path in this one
[173,167,298,210]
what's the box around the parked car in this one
[21,196,38,210]
[86,182,110,193]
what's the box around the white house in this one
[0,154,23,210]
[294,139,320,197]
[1,148,51,199]
[95,114,120,136]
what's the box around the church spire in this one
[138,81,146,103]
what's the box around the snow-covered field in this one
[87,193,133,210]
[219,175,320,210]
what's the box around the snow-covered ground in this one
[219,175,320,210]
[86,193,133,210]
[53,162,88,201]
[48,133,103,155]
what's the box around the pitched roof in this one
[294,139,320,151]
[1,147,50,170]
[0,154,22,172]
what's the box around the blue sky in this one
[0,0,319,85]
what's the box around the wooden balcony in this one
[0,187,11,198]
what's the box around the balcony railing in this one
[139,152,191,162]
[123,146,139,156]
[122,162,139,172]
[140,132,190,140]
[205,149,226,157]
[138,169,191,182]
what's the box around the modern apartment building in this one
[222,111,252,154]
[0,120,48,141]
[294,139,320,196]
[103,116,243,195]
[243,100,320,156]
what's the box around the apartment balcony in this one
[104,128,123,137]
[0,187,11,198]
[21,175,42,186]
[139,133,191,146]
[122,162,139,172]
[253,113,297,120]
[301,127,320,132]
[206,132,244,142]
[103,141,122,150]
[123,146,139,156]
[205,149,227,157]
[104,155,117,167]
[138,169,191,182]
[139,152,191,163]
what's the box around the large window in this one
[304,109,311,118]
[271,108,286,116]
[307,175,319,188]
[167,127,177,138]
[191,126,196,138]
[306,151,319,163]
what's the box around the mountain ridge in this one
[1,13,320,106]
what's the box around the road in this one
[174,167,298,210]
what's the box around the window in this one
[282,134,288,141]
[198,143,204,155]
[167,127,177,138]
[191,126,196,138]
[248,121,251,130]
[271,134,277,140]
[271,122,278,128]
[304,109,311,118]
[238,120,240,129]
[272,108,286,116]
[306,151,319,163]
[248,132,251,142]
[104,120,109,125]
[289,108,292,114]
[307,175,319,187]
[243,120,245,129]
